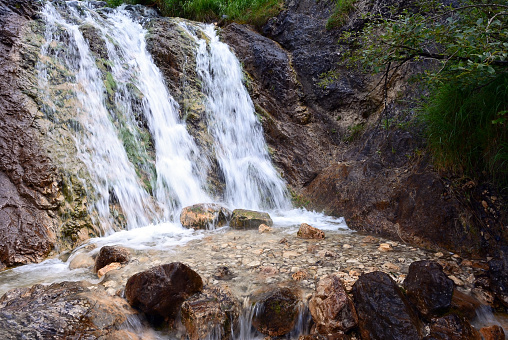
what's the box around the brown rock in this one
[252,287,300,337]
[297,223,325,239]
[95,246,131,273]
[378,243,393,252]
[180,203,232,230]
[259,223,273,233]
[426,314,481,340]
[97,262,122,278]
[181,285,240,340]
[125,262,203,324]
[479,325,505,340]
[309,275,358,334]
[229,209,273,229]
[450,289,483,321]
[69,252,94,270]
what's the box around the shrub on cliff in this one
[107,0,283,25]
[339,0,508,189]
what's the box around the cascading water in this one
[182,23,291,211]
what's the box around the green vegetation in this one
[344,122,365,142]
[106,0,283,25]
[326,0,356,29]
[337,0,508,189]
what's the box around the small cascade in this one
[183,23,291,211]
[39,2,156,232]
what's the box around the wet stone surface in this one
[93,227,479,302]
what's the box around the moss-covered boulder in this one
[229,209,273,230]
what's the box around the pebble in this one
[378,243,393,252]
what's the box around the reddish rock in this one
[479,325,505,340]
[95,245,131,273]
[297,223,325,239]
[450,289,483,321]
[97,262,122,278]
[252,287,300,337]
[309,275,358,333]
[125,263,203,324]
[180,203,232,230]
[403,260,454,319]
[181,285,240,340]
[352,271,421,340]
[425,314,481,340]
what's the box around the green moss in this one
[326,0,356,30]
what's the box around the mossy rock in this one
[229,209,273,230]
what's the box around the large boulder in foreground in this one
[0,281,141,339]
[181,284,241,340]
[403,260,454,319]
[180,203,232,230]
[229,209,273,230]
[94,245,131,273]
[125,262,203,324]
[309,275,357,334]
[251,287,300,337]
[352,271,421,340]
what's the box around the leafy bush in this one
[337,0,508,189]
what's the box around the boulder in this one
[125,262,203,324]
[297,223,325,239]
[479,325,505,340]
[252,287,300,337]
[309,274,358,333]
[425,314,481,340]
[352,271,421,340]
[95,245,131,273]
[403,260,454,319]
[180,203,232,230]
[69,252,95,270]
[229,209,273,230]
[181,285,241,340]
[0,281,141,339]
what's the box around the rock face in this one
[0,0,60,268]
[479,325,505,340]
[180,203,232,230]
[95,245,131,273]
[297,223,325,239]
[229,209,273,229]
[181,285,240,340]
[309,275,358,334]
[352,271,421,340]
[403,260,454,319]
[0,281,142,339]
[251,287,300,337]
[426,314,481,340]
[125,262,203,324]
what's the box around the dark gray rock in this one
[352,271,422,340]
[424,314,481,340]
[94,245,131,273]
[403,260,454,319]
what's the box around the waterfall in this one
[184,23,291,211]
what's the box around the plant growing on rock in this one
[339,0,508,189]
